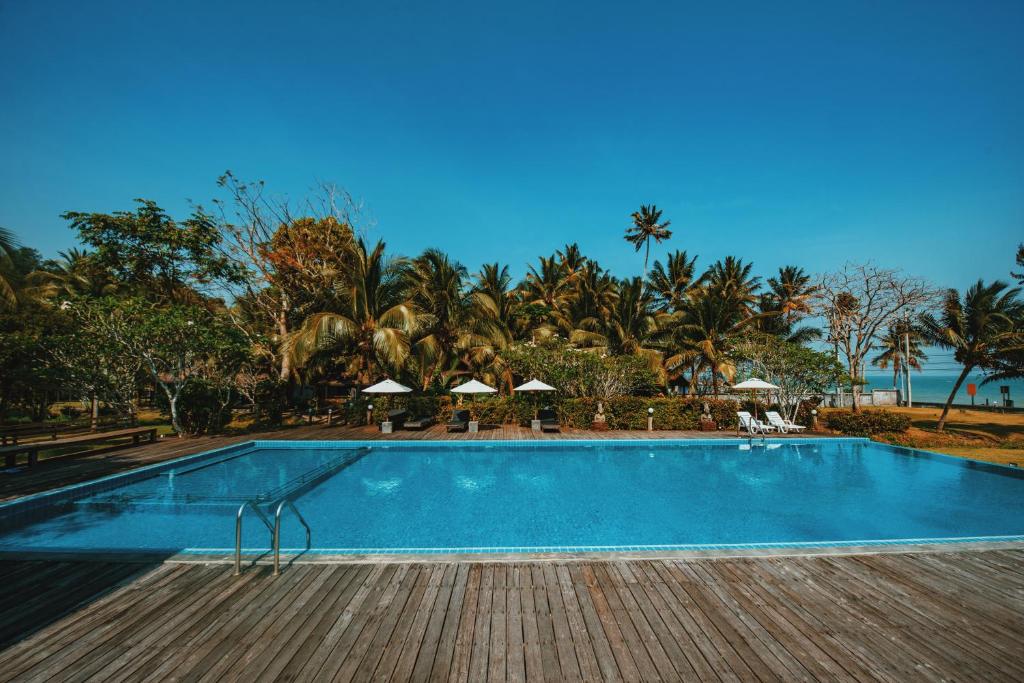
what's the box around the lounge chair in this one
[737,411,775,435]
[537,408,560,433]
[382,409,407,431]
[447,409,470,433]
[765,411,807,433]
[403,414,434,430]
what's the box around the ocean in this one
[861,371,1024,407]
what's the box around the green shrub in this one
[346,390,740,430]
[823,410,911,436]
[167,381,232,435]
[253,380,288,427]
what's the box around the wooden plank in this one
[488,564,508,683]
[687,560,814,680]
[505,566,526,683]
[343,564,425,682]
[425,563,471,682]
[530,564,566,682]
[293,564,396,680]
[446,562,482,683]
[388,564,449,682]
[541,563,584,681]
[328,563,418,682]
[516,562,548,682]
[586,563,663,681]
[251,565,365,682]
[468,564,495,683]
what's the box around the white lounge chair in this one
[765,411,807,434]
[737,411,775,435]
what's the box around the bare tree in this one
[815,263,937,411]
[198,172,366,381]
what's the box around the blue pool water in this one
[1,439,1023,554]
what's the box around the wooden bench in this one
[1,418,132,446]
[0,427,158,468]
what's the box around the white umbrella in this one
[451,379,497,394]
[514,378,556,420]
[362,379,412,394]
[451,378,497,412]
[731,377,779,424]
[513,378,555,392]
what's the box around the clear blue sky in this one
[0,0,1021,291]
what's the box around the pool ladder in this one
[234,499,312,577]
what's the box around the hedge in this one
[823,410,911,436]
[348,394,741,430]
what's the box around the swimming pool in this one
[2,439,1023,555]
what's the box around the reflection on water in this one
[2,441,1023,553]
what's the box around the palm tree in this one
[871,323,927,390]
[472,262,517,344]
[604,277,665,376]
[27,249,120,301]
[624,205,672,275]
[0,226,18,309]
[701,256,761,315]
[647,250,698,313]
[920,280,1024,431]
[661,288,757,396]
[288,239,418,384]
[521,255,575,337]
[757,266,820,343]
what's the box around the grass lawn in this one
[872,406,1024,466]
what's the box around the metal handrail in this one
[273,499,312,576]
[235,500,274,576]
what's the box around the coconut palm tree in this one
[472,262,517,343]
[701,256,761,315]
[624,205,672,275]
[0,226,18,309]
[757,266,820,343]
[407,249,471,389]
[920,280,1024,431]
[662,289,758,396]
[288,239,418,384]
[521,255,575,337]
[604,277,665,376]
[27,249,120,302]
[871,322,927,390]
[647,250,698,313]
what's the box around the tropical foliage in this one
[2,174,1021,435]
[919,280,1024,430]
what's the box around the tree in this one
[648,250,698,313]
[111,300,249,435]
[815,263,936,411]
[735,333,845,422]
[757,266,820,343]
[50,298,144,427]
[624,205,672,274]
[27,249,121,302]
[920,280,1024,431]
[62,199,239,300]
[662,290,757,396]
[288,239,417,384]
[0,226,17,310]
[1014,243,1024,284]
[202,172,362,382]
[871,322,926,390]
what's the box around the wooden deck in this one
[3,425,1022,680]
[0,422,803,503]
[1,550,1023,681]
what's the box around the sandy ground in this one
[873,406,1024,466]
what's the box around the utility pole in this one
[903,315,913,408]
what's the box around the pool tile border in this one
[3,436,1024,555]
